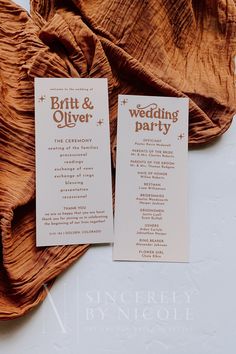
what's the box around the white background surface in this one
[1,1,236,353]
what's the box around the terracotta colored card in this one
[113,95,189,262]
[35,78,113,246]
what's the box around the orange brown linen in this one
[0,0,235,320]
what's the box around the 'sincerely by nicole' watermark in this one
[41,287,196,335]
[83,290,194,322]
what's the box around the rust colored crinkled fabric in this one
[0,0,235,320]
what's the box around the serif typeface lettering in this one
[35,78,113,246]
[113,95,189,262]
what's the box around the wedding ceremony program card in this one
[113,95,189,262]
[35,78,113,246]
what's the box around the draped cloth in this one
[0,0,235,320]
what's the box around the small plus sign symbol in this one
[121,99,128,105]
[38,95,46,102]
[178,133,185,140]
[97,119,104,126]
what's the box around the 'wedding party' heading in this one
[129,103,179,135]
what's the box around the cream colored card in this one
[113,95,189,262]
[35,78,113,246]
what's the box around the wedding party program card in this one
[35,78,113,246]
[113,95,189,262]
